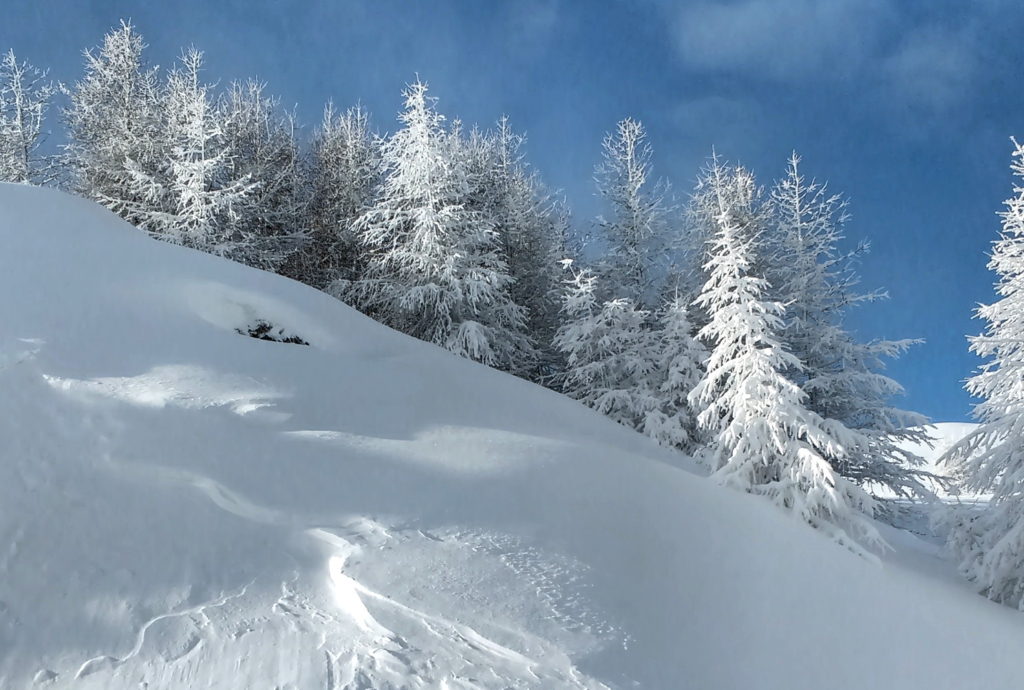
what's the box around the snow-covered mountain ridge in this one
[1,183,1023,689]
[896,422,979,499]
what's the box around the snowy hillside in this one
[2,183,1024,689]
[895,422,981,500]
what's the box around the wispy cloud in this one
[670,0,894,80]
[665,0,983,115]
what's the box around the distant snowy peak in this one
[896,422,979,499]
[904,423,977,463]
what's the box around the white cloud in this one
[671,0,894,80]
[666,0,982,115]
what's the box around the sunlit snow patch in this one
[42,364,289,420]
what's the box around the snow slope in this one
[2,183,1024,689]
[896,422,982,500]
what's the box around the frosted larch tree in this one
[293,103,380,289]
[463,118,570,379]
[643,294,707,454]
[218,79,306,271]
[595,118,670,308]
[766,153,934,503]
[345,80,530,371]
[63,21,162,226]
[944,139,1024,608]
[0,50,55,184]
[554,264,660,430]
[689,160,881,555]
[151,48,255,253]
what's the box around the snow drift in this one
[1,184,1023,689]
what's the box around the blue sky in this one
[3,0,1022,422]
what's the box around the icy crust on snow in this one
[2,184,1024,689]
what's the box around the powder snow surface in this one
[1,184,1023,689]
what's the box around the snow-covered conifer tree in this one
[944,139,1024,607]
[218,80,306,271]
[673,153,742,331]
[63,21,162,224]
[0,50,55,184]
[643,294,707,453]
[594,118,670,307]
[344,80,530,371]
[765,152,854,379]
[554,264,660,429]
[465,118,569,380]
[142,48,254,253]
[689,161,881,554]
[292,103,380,289]
[766,153,933,501]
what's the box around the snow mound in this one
[2,183,1024,688]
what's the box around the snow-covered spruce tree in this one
[453,122,538,375]
[766,153,934,502]
[524,198,574,382]
[643,294,707,454]
[594,118,670,308]
[554,264,660,429]
[342,80,530,372]
[462,118,569,380]
[288,103,380,289]
[63,21,162,225]
[672,153,751,332]
[688,161,881,554]
[139,48,255,253]
[944,139,1024,608]
[0,50,56,184]
[218,80,306,271]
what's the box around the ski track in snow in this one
[456,529,625,644]
[74,582,252,680]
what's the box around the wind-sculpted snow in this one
[2,183,1024,688]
